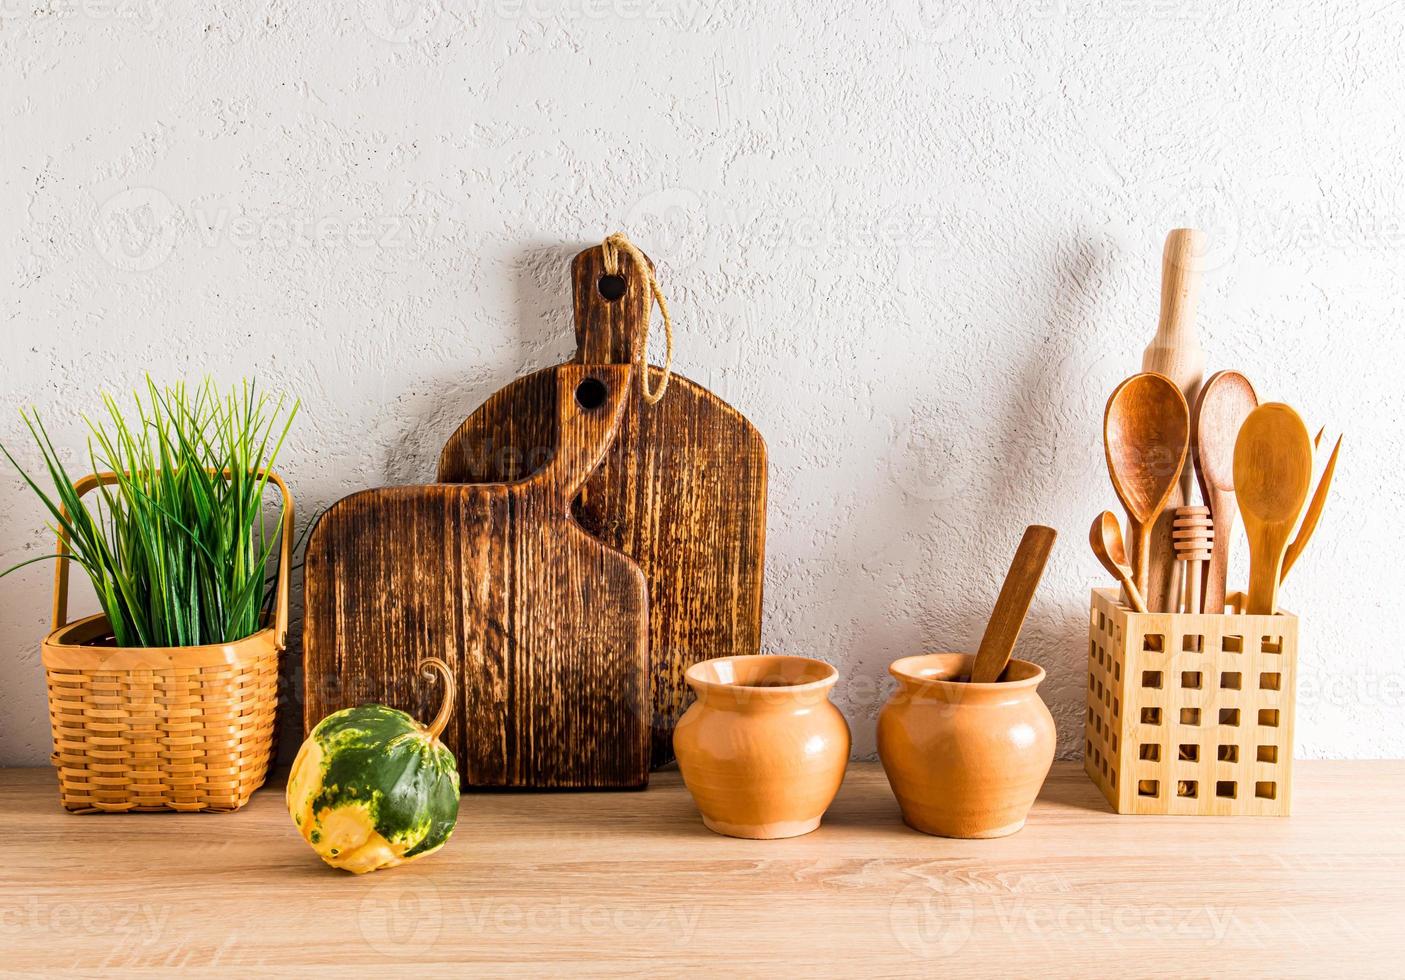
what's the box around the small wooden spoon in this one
[970,525,1058,684]
[1234,403,1313,615]
[1104,373,1190,606]
[1089,512,1148,613]
[1192,370,1259,612]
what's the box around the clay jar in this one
[878,653,1055,838]
[673,655,850,839]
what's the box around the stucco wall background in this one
[2,1,1401,764]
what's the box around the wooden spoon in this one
[1280,433,1342,584]
[1191,370,1259,612]
[1234,403,1313,615]
[1089,512,1148,613]
[970,525,1058,683]
[1104,372,1190,607]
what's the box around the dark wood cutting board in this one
[437,243,767,769]
[303,364,650,788]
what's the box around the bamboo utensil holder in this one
[1084,587,1296,815]
[41,471,291,813]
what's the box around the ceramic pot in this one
[878,653,1055,839]
[673,655,850,839]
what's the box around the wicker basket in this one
[1084,587,1297,816]
[40,471,292,813]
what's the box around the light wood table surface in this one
[4,761,1402,977]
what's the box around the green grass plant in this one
[1,378,297,647]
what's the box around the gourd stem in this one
[420,657,455,740]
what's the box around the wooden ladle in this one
[1104,373,1190,606]
[1234,403,1313,615]
[1089,512,1148,613]
[1192,370,1259,612]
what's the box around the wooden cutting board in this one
[303,364,650,788]
[437,243,767,769]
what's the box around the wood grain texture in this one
[971,525,1057,683]
[304,365,650,788]
[438,244,767,769]
[5,760,1403,977]
[1104,372,1189,605]
[1234,404,1313,616]
[1141,229,1208,613]
[1085,588,1297,815]
[1192,370,1259,613]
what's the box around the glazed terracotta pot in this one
[673,655,850,839]
[878,653,1055,839]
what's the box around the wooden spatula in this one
[970,525,1058,684]
[1192,370,1258,612]
[1234,403,1313,615]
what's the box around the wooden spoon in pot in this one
[1104,373,1190,606]
[1089,512,1148,613]
[1234,403,1313,615]
[1192,371,1259,612]
[970,525,1058,684]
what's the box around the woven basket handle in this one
[51,469,295,649]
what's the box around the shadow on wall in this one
[277,240,583,757]
[829,235,1109,761]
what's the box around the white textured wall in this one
[2,1,1402,765]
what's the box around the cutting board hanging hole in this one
[597,275,627,301]
[575,377,608,410]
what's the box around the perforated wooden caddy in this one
[41,471,291,813]
[1085,588,1296,816]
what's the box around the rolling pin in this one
[1141,228,1207,612]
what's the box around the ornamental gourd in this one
[287,658,460,873]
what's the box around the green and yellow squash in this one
[288,658,460,873]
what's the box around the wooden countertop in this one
[5,761,1403,976]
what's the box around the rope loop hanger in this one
[601,232,674,404]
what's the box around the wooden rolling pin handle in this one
[1141,229,1208,614]
[1156,229,1207,343]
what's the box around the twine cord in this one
[602,232,673,404]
